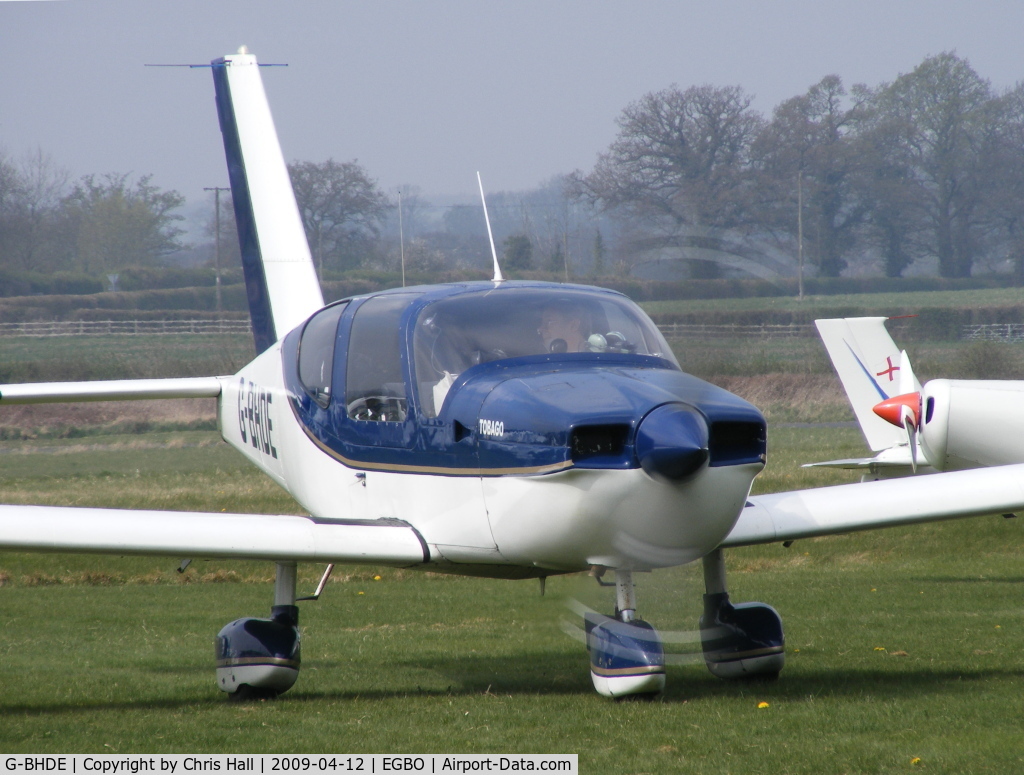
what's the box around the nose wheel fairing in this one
[586,613,666,697]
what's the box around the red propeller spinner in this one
[873,392,922,430]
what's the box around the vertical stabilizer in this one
[815,317,921,452]
[212,49,324,354]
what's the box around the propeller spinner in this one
[871,351,923,471]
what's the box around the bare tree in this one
[980,82,1024,282]
[862,53,994,278]
[0,149,69,272]
[754,76,869,277]
[288,159,391,277]
[569,84,765,278]
[572,84,764,231]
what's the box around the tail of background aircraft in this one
[810,317,925,476]
[815,317,922,452]
[212,48,324,354]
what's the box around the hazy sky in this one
[3,0,1024,211]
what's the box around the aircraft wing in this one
[0,504,428,565]
[0,377,223,404]
[721,463,1024,547]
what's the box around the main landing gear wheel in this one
[699,549,785,679]
[585,570,666,698]
[216,563,301,699]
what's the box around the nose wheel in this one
[585,570,666,698]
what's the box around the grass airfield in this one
[1,428,1022,772]
[0,313,1023,771]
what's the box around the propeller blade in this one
[904,410,918,473]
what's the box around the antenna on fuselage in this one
[477,171,504,283]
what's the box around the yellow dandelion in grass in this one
[911,757,922,765]
[757,701,769,709]
[874,646,886,651]
[357,591,365,595]
[373,575,382,581]
[871,588,877,592]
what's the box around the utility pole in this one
[204,186,231,318]
[797,170,804,301]
[398,189,406,288]
[563,197,570,283]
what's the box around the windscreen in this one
[413,287,678,417]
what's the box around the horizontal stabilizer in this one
[0,377,223,404]
[722,463,1024,547]
[802,445,921,471]
[804,457,911,470]
[0,505,428,565]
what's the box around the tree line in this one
[3,51,1022,285]
[572,52,1024,280]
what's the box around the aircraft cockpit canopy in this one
[413,287,678,418]
[295,286,679,422]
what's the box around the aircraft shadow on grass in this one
[908,575,1024,585]
[4,664,1020,717]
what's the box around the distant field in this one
[642,285,1024,316]
[0,333,254,383]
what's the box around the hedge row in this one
[0,270,104,297]
[649,304,1024,341]
[0,272,1019,335]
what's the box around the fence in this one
[960,323,1024,342]
[665,322,1024,342]
[656,322,812,339]
[0,319,815,340]
[1,318,1020,342]
[0,320,252,337]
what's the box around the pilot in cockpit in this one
[421,315,475,415]
[538,302,591,353]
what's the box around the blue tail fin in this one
[212,49,324,354]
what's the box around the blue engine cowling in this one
[585,612,665,698]
[700,593,784,679]
[216,605,301,697]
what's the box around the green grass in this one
[0,313,1021,769]
[1,429,1023,772]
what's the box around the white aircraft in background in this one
[815,317,1024,478]
[4,50,1024,701]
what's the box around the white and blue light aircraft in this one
[4,50,1024,700]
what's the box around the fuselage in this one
[218,281,767,576]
